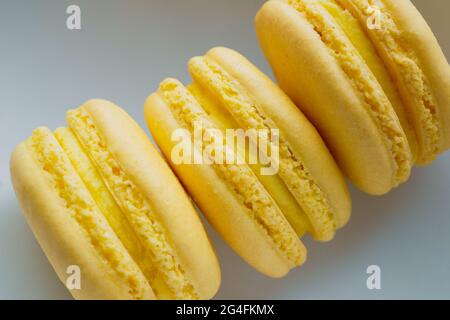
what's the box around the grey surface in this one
[1,0,449,299]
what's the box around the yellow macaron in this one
[256,0,450,194]
[10,100,220,300]
[144,47,351,278]
[333,0,450,164]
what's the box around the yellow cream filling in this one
[28,127,149,299]
[159,79,305,265]
[319,0,417,159]
[189,56,337,241]
[55,128,143,261]
[286,0,411,185]
[67,108,197,300]
[335,0,440,163]
[54,127,174,299]
[188,83,311,237]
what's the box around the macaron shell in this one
[319,0,418,160]
[188,55,339,240]
[54,127,144,264]
[205,47,351,229]
[79,100,221,299]
[256,0,397,195]
[381,0,450,154]
[10,141,154,300]
[336,0,450,163]
[188,82,312,238]
[145,90,306,278]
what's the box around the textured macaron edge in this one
[318,0,419,162]
[145,80,307,278]
[280,0,412,185]
[205,46,352,233]
[381,0,450,157]
[70,100,221,300]
[336,0,450,163]
[10,128,155,300]
[256,0,410,195]
[189,47,351,240]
